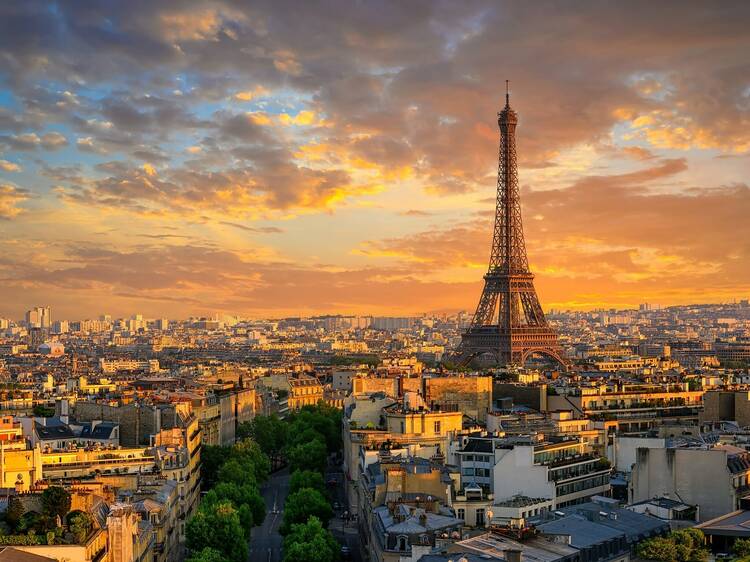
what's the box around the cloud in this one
[358,159,750,307]
[0,183,29,219]
[0,242,475,318]
[0,159,21,172]
[219,221,284,233]
[1,132,68,151]
[233,86,269,101]
[1,1,749,316]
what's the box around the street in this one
[326,464,363,562]
[250,467,290,562]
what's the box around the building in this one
[25,307,51,329]
[534,498,669,562]
[358,456,461,562]
[451,433,611,510]
[287,375,324,411]
[630,443,750,521]
[0,444,42,490]
[715,341,750,365]
[38,342,65,356]
[442,531,578,562]
[695,509,750,553]
[701,390,750,429]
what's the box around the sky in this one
[0,1,749,320]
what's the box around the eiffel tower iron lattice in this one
[453,83,568,369]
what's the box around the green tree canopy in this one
[281,488,333,535]
[200,445,231,490]
[41,486,71,521]
[230,439,271,483]
[6,496,25,531]
[282,516,340,562]
[287,439,328,474]
[203,481,266,534]
[68,511,93,543]
[637,530,708,562]
[186,501,247,562]
[289,470,326,495]
[734,538,750,558]
[288,406,341,452]
[186,547,227,562]
[637,537,678,562]
[237,415,288,459]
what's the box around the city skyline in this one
[1,2,750,319]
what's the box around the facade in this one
[358,456,461,562]
[630,444,750,521]
[287,375,324,411]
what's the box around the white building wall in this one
[630,447,734,522]
[492,446,554,501]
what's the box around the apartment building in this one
[630,443,750,521]
[452,433,611,509]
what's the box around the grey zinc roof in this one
[570,502,668,540]
[460,439,494,454]
[536,514,623,548]
[696,510,750,537]
[375,505,461,534]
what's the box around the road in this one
[326,464,363,562]
[250,467,290,562]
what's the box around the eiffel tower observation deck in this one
[453,83,568,369]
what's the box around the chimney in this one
[506,549,522,562]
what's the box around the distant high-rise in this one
[452,85,567,369]
[25,306,51,329]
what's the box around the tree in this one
[33,405,54,418]
[282,516,340,562]
[287,427,327,450]
[287,439,327,474]
[230,439,271,483]
[288,407,340,453]
[637,530,708,562]
[281,488,333,535]
[238,415,288,462]
[204,482,266,534]
[66,511,93,543]
[290,470,326,495]
[186,547,227,562]
[201,445,230,490]
[217,459,256,488]
[41,487,71,521]
[637,537,678,562]
[6,497,25,531]
[186,501,247,562]
[734,538,750,558]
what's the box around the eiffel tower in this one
[453,83,568,369]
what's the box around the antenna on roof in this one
[506,80,510,106]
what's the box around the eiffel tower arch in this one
[452,84,568,370]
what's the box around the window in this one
[400,421,405,433]
[476,509,485,526]
[434,421,441,434]
[462,468,475,476]
[457,508,465,521]
[397,535,408,551]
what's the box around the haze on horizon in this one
[0,1,749,320]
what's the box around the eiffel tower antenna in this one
[452,86,568,369]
